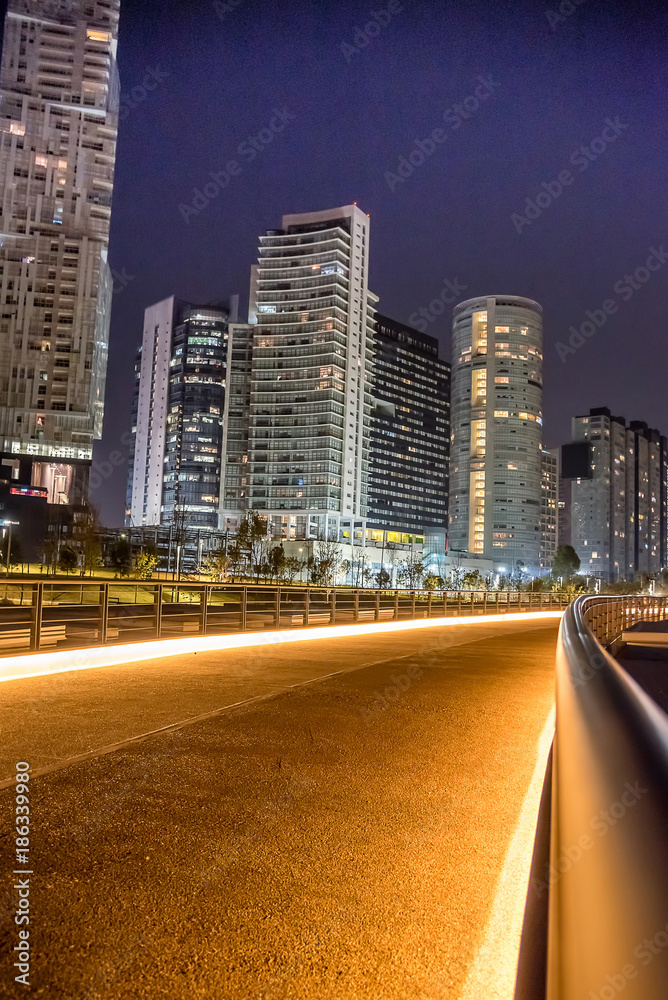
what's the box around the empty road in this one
[0,616,559,999]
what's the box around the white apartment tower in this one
[449,295,544,571]
[246,204,377,539]
[0,0,120,504]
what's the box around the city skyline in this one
[17,0,659,528]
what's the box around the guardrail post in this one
[154,584,163,638]
[496,592,500,614]
[30,583,43,652]
[199,586,208,635]
[331,589,336,625]
[443,591,448,617]
[276,587,281,628]
[507,591,511,612]
[375,591,380,621]
[99,583,109,645]
[241,587,247,631]
[458,592,462,616]
[394,590,399,620]
[411,591,416,619]
[483,591,487,614]
[305,588,310,626]
[354,589,359,623]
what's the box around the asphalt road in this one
[0,618,559,999]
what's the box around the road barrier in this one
[547,595,668,998]
[0,582,572,656]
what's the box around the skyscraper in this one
[560,407,667,581]
[368,313,450,535]
[126,298,232,530]
[540,446,558,571]
[0,0,120,505]
[449,295,544,570]
[246,204,377,540]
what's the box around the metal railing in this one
[548,595,668,998]
[0,582,570,656]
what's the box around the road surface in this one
[0,617,559,999]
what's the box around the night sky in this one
[4,0,667,525]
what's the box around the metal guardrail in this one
[0,582,570,656]
[548,594,668,998]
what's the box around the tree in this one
[79,504,103,577]
[170,504,190,580]
[203,548,230,583]
[267,544,286,582]
[423,572,445,591]
[1,534,23,572]
[552,545,581,580]
[283,556,304,585]
[397,552,424,590]
[110,538,132,578]
[133,550,158,580]
[236,510,268,579]
[227,541,245,582]
[375,568,392,589]
[309,537,341,586]
[59,545,78,575]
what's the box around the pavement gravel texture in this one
[0,618,558,999]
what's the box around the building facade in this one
[367,313,450,535]
[243,204,377,541]
[449,295,544,571]
[0,0,120,504]
[561,407,667,581]
[126,298,232,530]
[540,446,558,570]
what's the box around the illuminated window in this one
[494,410,509,418]
[495,326,510,333]
[35,155,48,167]
[495,376,509,383]
[87,29,111,42]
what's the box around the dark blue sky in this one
[8,0,668,524]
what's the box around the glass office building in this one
[368,313,450,534]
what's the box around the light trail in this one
[0,611,563,684]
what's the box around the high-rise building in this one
[367,313,450,535]
[540,446,558,571]
[561,407,668,581]
[0,0,120,505]
[245,204,377,540]
[126,297,233,530]
[449,295,544,571]
[219,322,254,530]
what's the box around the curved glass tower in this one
[449,295,543,571]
